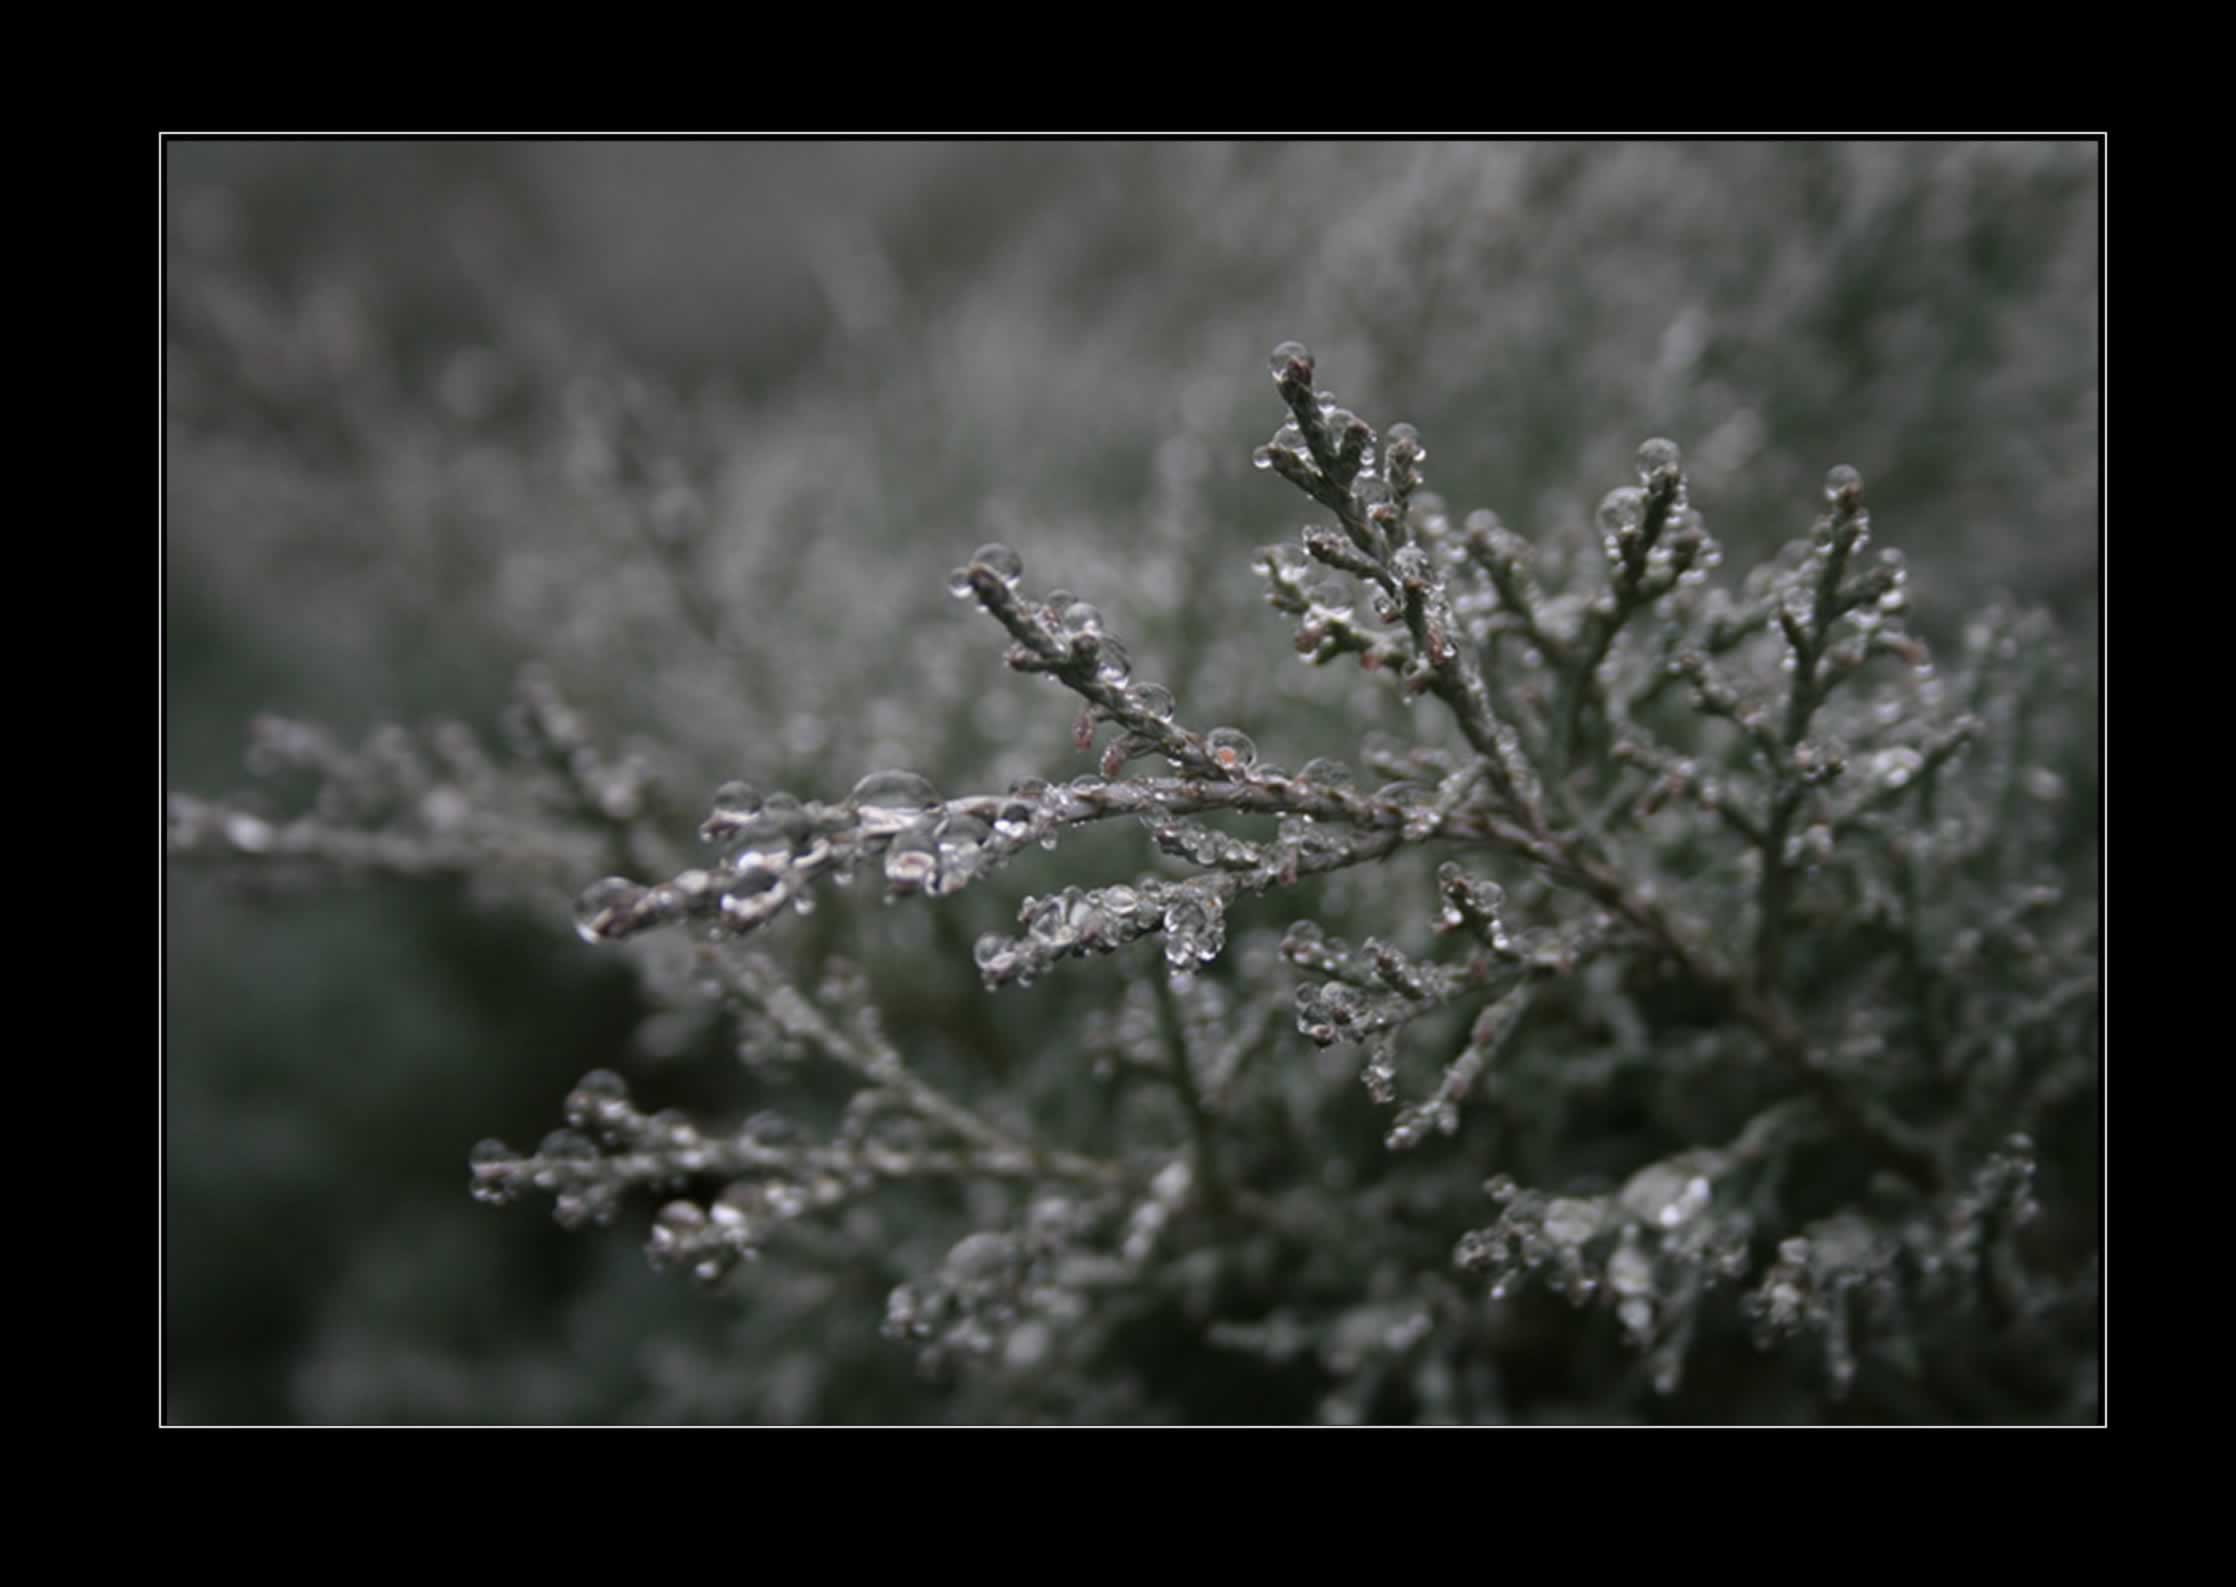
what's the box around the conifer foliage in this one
[170,339,2098,1423]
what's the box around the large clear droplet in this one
[849,769,940,835]
[1094,638,1133,685]
[1129,682,1176,721]
[710,780,760,818]
[699,780,764,843]
[932,813,991,892]
[565,1068,631,1127]
[1163,900,1206,970]
[1026,893,1073,948]
[972,543,1024,586]
[935,812,991,857]
[1161,893,1225,970]
[883,827,938,892]
[1206,727,1258,774]
[992,797,1037,841]
[1269,340,1314,386]
[1635,437,1682,484]
[538,1128,597,1163]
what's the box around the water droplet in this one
[972,543,1024,586]
[1206,727,1258,773]
[1129,682,1176,721]
[1597,487,1645,537]
[1635,437,1682,483]
[698,780,766,843]
[935,812,990,856]
[1066,892,1107,943]
[883,827,938,892]
[1161,893,1225,970]
[574,877,643,944]
[710,780,761,818]
[1824,464,1863,504]
[993,797,1037,840]
[1103,884,1139,917]
[849,769,941,834]
[469,1138,519,1204]
[539,1128,596,1163]
[711,782,764,831]
[932,813,991,891]
[1094,637,1134,684]
[946,567,975,599]
[1062,601,1104,636]
[1620,1162,1712,1229]
[1268,339,1314,386]
[1026,893,1074,948]
[565,1068,631,1128]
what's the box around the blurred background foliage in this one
[165,140,2099,1423]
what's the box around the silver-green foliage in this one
[172,336,2097,1422]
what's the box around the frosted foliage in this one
[172,167,2097,1431]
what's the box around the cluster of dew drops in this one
[565,531,1269,952]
